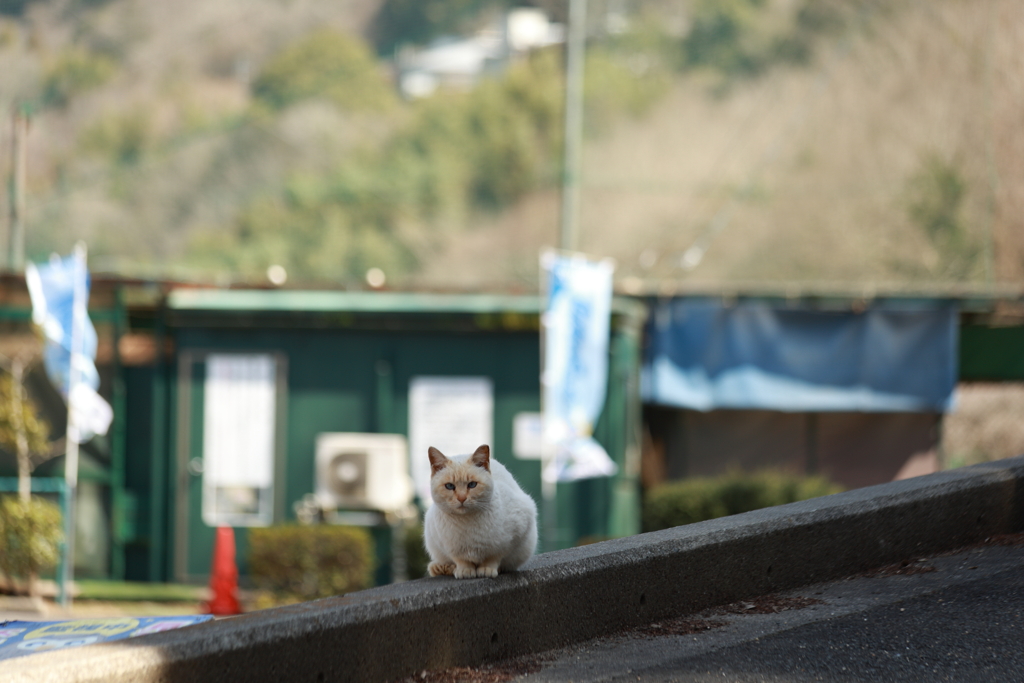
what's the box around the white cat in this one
[423,444,538,579]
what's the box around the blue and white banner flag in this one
[25,251,111,441]
[540,250,617,482]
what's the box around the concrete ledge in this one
[8,455,1024,683]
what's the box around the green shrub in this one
[403,523,429,579]
[206,48,567,284]
[79,107,153,165]
[395,48,564,211]
[682,0,769,77]
[904,153,980,279]
[248,524,374,601]
[676,0,851,83]
[643,471,842,532]
[0,496,64,591]
[41,48,117,108]
[584,46,671,135]
[252,30,395,112]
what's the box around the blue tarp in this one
[641,299,958,413]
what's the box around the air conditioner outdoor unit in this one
[314,433,413,513]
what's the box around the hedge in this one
[248,524,374,602]
[403,523,430,580]
[643,470,843,532]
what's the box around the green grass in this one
[74,580,206,602]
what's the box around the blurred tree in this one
[195,49,568,284]
[795,0,849,35]
[682,0,767,76]
[908,156,966,241]
[0,298,52,594]
[583,45,671,135]
[78,107,153,165]
[41,48,117,108]
[394,49,564,211]
[371,0,506,55]
[252,30,396,112]
[678,0,860,82]
[905,154,980,279]
[0,357,51,502]
[0,0,31,17]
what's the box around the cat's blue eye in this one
[467,482,477,489]
[445,483,455,490]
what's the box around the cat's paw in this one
[428,562,455,577]
[476,565,499,578]
[453,564,478,579]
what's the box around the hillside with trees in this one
[1,0,1022,293]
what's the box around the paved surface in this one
[6,457,1024,683]
[0,597,52,623]
[508,537,1024,683]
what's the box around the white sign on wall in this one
[408,376,493,504]
[202,354,277,526]
[512,412,543,460]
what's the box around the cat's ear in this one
[428,447,449,475]
[470,444,490,471]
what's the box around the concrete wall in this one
[8,455,1024,683]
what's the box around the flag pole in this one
[560,0,587,253]
[60,241,87,610]
[539,251,557,553]
[542,0,587,556]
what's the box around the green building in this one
[120,286,643,584]
[3,275,1022,586]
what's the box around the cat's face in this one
[428,445,493,515]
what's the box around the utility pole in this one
[559,0,587,253]
[8,107,28,272]
[60,241,88,610]
[544,0,588,554]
